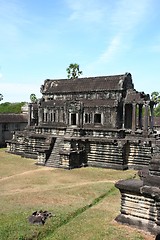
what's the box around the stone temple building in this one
[0,104,28,147]
[7,72,157,170]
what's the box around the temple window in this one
[2,123,9,131]
[45,113,48,122]
[85,114,91,123]
[53,112,56,122]
[71,113,76,125]
[50,112,53,122]
[94,114,101,124]
[15,124,20,131]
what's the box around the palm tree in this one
[0,94,3,101]
[30,93,37,103]
[151,91,160,116]
[66,63,83,79]
[151,92,160,105]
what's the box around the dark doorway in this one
[71,114,76,125]
[94,114,101,124]
[124,104,132,129]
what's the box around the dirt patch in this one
[0,167,53,182]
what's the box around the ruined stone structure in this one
[115,140,160,235]
[7,73,156,169]
[0,105,28,147]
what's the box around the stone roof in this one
[125,89,150,103]
[41,73,134,94]
[0,114,28,123]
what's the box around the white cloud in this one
[98,35,122,63]
[0,0,29,36]
[66,0,106,23]
[88,0,152,67]
[111,0,151,32]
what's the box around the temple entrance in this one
[71,113,77,125]
[124,104,132,129]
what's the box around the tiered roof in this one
[41,73,134,94]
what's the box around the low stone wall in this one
[115,179,160,235]
[125,143,152,169]
[6,127,156,170]
[87,141,127,170]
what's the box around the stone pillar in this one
[59,109,63,122]
[38,108,43,124]
[79,111,83,128]
[79,103,84,128]
[132,103,136,132]
[69,113,71,125]
[76,113,79,127]
[122,103,125,129]
[44,109,47,122]
[50,110,53,122]
[138,104,143,129]
[56,109,58,122]
[143,102,149,133]
[92,112,94,124]
[28,103,32,126]
[150,103,154,131]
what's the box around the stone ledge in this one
[115,179,143,193]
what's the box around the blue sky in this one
[0,0,160,102]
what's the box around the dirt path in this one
[0,167,52,182]
[55,179,116,189]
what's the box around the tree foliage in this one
[66,63,83,79]
[30,93,37,103]
[0,94,3,101]
[151,91,160,116]
[151,92,160,104]
[0,102,26,113]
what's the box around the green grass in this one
[0,149,154,240]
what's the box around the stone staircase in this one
[45,137,64,168]
[65,127,74,137]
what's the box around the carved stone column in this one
[28,103,32,126]
[79,103,84,128]
[38,108,43,124]
[150,103,154,131]
[143,102,149,133]
[138,104,143,129]
[122,103,125,129]
[132,103,136,132]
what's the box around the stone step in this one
[45,137,63,168]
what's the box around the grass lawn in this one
[0,149,154,240]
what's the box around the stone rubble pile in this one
[28,210,53,225]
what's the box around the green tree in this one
[0,102,26,113]
[0,93,3,101]
[66,63,83,79]
[151,91,160,116]
[151,92,160,104]
[30,93,37,103]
